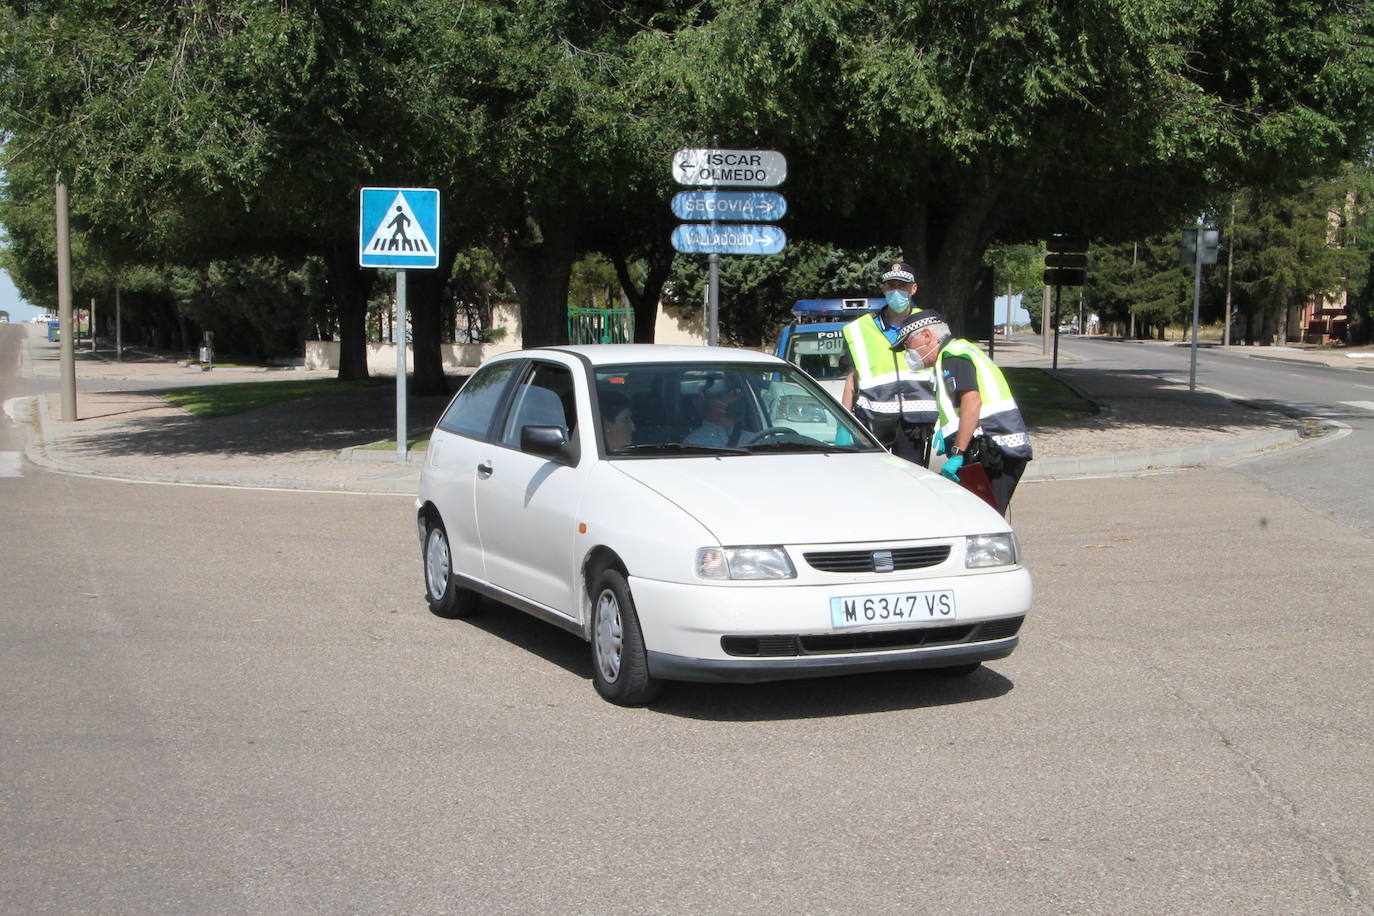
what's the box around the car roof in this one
[504,344,787,368]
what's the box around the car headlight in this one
[965,533,1018,568]
[696,546,796,580]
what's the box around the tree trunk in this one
[325,238,371,380]
[609,238,676,344]
[899,185,1003,335]
[498,213,577,348]
[406,245,461,397]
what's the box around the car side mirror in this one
[520,425,579,465]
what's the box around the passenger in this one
[600,390,636,452]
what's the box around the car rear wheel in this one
[424,521,480,619]
[589,567,661,706]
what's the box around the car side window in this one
[500,363,577,450]
[435,361,518,439]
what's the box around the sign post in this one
[1043,235,1089,370]
[359,187,441,463]
[670,149,787,345]
[1180,227,1219,391]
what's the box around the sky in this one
[0,265,44,321]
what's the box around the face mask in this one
[904,350,925,371]
[884,289,911,313]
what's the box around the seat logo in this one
[872,550,894,573]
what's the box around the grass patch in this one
[1003,368,1098,428]
[357,436,430,451]
[162,378,384,418]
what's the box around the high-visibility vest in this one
[842,313,937,429]
[933,339,1032,459]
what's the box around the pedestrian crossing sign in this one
[359,187,441,269]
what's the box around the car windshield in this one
[594,361,879,457]
[783,327,851,381]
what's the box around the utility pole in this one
[1223,200,1236,348]
[55,173,77,421]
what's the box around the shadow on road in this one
[460,599,1015,720]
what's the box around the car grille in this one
[802,545,951,573]
[721,615,1024,658]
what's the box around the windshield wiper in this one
[746,441,855,453]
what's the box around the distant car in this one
[416,345,1031,705]
[1058,324,1079,334]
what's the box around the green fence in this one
[568,307,634,344]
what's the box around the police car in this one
[772,298,884,399]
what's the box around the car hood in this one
[612,452,1008,544]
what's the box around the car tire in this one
[933,662,982,677]
[589,567,662,706]
[424,520,480,619]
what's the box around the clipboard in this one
[957,461,1000,510]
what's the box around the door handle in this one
[476,462,494,478]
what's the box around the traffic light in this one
[1044,235,1088,286]
[1180,229,1220,265]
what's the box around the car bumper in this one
[648,636,1018,683]
[628,567,1031,684]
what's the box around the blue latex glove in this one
[933,429,946,455]
[939,454,964,481]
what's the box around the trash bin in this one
[47,321,60,342]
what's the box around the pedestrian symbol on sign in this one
[364,194,432,256]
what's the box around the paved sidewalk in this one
[12,327,1355,494]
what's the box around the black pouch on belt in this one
[968,435,1004,473]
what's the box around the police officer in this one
[893,309,1033,516]
[841,261,938,464]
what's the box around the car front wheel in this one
[589,567,661,706]
[424,521,480,619]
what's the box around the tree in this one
[638,0,1374,331]
[1224,178,1360,345]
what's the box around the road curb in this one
[24,392,415,494]
[1023,425,1303,480]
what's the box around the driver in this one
[684,379,756,447]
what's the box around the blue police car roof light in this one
[790,298,883,321]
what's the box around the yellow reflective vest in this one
[842,313,937,431]
[933,339,1032,459]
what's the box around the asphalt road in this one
[4,326,1373,913]
[1057,336,1374,535]
[3,446,1373,913]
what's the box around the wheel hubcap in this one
[425,528,450,600]
[593,589,623,682]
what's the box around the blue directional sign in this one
[671,191,787,222]
[671,224,787,256]
[359,187,441,269]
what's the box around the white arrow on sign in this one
[673,148,787,187]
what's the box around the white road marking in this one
[0,452,22,478]
[1342,400,1374,412]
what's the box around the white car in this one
[416,345,1031,706]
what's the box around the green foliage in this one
[4,0,1374,356]
[665,244,900,346]
[171,257,329,360]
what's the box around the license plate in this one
[829,590,956,629]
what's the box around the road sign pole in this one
[707,253,720,347]
[396,271,407,464]
[1052,284,1063,371]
